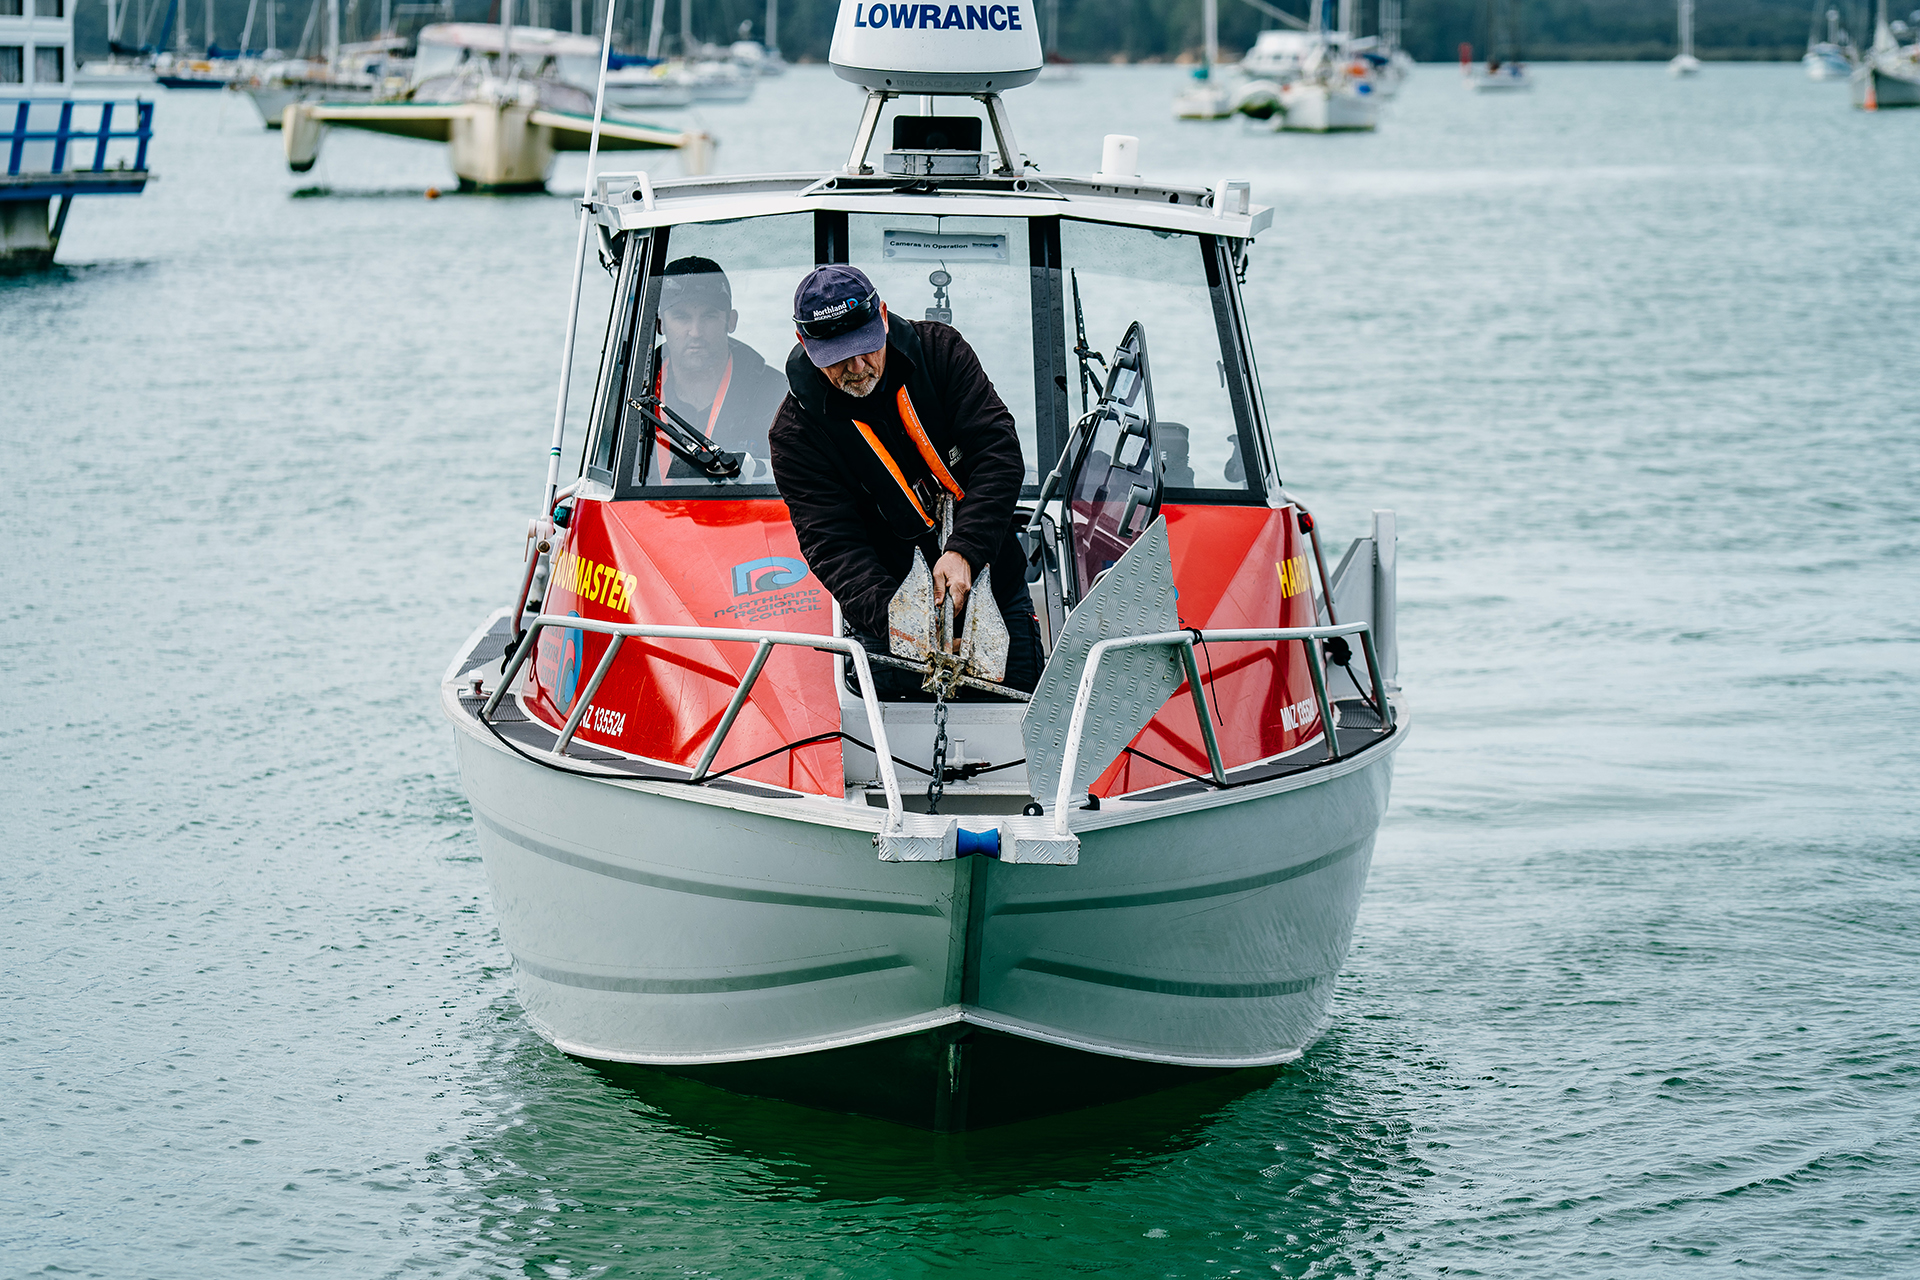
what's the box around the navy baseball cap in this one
[793,265,886,368]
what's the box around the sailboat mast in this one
[766,0,777,54]
[1202,0,1216,73]
[498,0,511,76]
[327,0,340,68]
[1678,0,1694,59]
[204,0,212,53]
[647,0,663,57]
[266,0,275,54]
[680,0,692,56]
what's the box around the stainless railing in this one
[484,614,909,830]
[1051,621,1392,835]
[482,614,1392,841]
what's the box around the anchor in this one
[873,488,1016,701]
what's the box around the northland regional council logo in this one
[731,556,809,597]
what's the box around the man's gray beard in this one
[835,373,880,397]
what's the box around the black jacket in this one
[769,317,1028,635]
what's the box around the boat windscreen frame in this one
[589,212,1275,506]
[1195,232,1279,502]
[580,229,649,488]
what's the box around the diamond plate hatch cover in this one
[1022,517,1181,807]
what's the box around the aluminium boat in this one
[443,6,1406,1130]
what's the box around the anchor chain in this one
[927,695,949,815]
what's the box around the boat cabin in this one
[481,14,1397,842]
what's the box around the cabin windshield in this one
[846,213,1041,485]
[1061,220,1252,494]
[584,208,1269,503]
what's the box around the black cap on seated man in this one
[652,256,789,481]
[768,264,1042,697]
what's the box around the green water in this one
[4,63,1917,1277]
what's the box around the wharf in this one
[2,98,153,272]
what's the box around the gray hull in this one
[451,690,1399,1123]
[1853,62,1920,107]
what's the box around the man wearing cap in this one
[769,264,1042,696]
[653,256,789,481]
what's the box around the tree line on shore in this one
[72,0,1831,64]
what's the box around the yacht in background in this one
[602,55,695,109]
[1462,0,1531,90]
[1172,0,1237,118]
[1670,0,1702,74]
[1804,4,1854,78]
[1276,35,1378,131]
[1036,0,1078,82]
[1852,1,1920,107]
[75,0,158,84]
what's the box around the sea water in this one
[3,63,1916,1278]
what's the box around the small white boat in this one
[1278,75,1379,130]
[75,0,157,85]
[1464,57,1532,91]
[1173,73,1239,120]
[676,57,754,102]
[1463,0,1531,91]
[74,58,159,86]
[602,60,694,110]
[1804,4,1855,79]
[1172,0,1237,118]
[1670,0,1701,74]
[443,6,1405,1130]
[1805,42,1853,78]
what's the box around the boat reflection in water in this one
[443,5,1406,1130]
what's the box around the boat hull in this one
[1853,62,1920,107]
[1279,84,1378,132]
[450,690,1399,1126]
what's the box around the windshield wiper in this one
[1070,267,1107,418]
[627,395,744,480]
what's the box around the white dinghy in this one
[443,2,1406,1130]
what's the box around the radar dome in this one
[829,0,1043,93]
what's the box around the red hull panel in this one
[1091,504,1324,797]
[526,499,843,795]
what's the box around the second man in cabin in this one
[769,264,1042,697]
[654,256,791,481]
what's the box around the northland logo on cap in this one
[812,297,860,322]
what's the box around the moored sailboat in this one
[1851,0,1920,106]
[1670,0,1701,74]
[1803,4,1854,78]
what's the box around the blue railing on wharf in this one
[2,98,154,198]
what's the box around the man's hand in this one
[932,550,973,647]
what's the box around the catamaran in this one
[443,1,1405,1130]
[280,17,706,190]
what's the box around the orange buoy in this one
[425,186,442,199]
